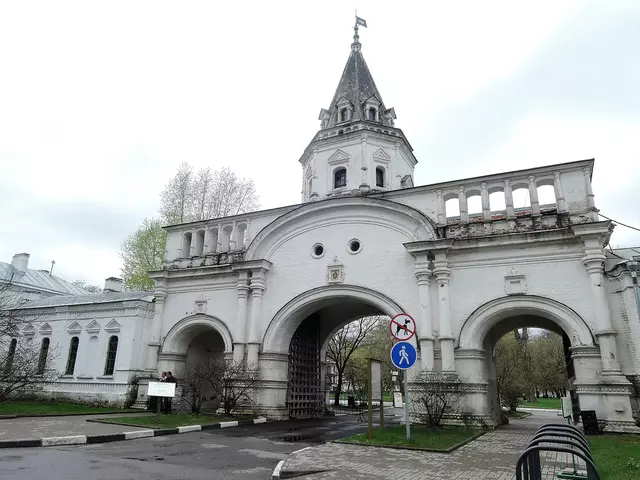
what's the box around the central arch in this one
[261,284,407,354]
[261,284,406,419]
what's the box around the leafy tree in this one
[326,316,382,406]
[119,218,167,291]
[494,333,528,411]
[529,331,568,397]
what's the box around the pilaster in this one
[233,271,250,364]
[413,253,434,371]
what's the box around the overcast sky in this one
[1,1,638,287]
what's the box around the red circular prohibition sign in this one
[389,313,416,341]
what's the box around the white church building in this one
[5,27,640,431]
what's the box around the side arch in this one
[457,295,596,350]
[162,314,233,354]
[245,196,437,261]
[262,284,406,353]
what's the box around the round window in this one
[312,243,325,258]
[348,239,362,254]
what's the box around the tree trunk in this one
[333,372,344,406]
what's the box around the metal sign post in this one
[390,341,417,441]
[367,358,373,440]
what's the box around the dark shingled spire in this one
[319,24,396,130]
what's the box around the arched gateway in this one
[147,26,640,432]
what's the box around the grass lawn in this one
[98,413,245,429]
[519,397,561,410]
[590,435,640,480]
[340,425,482,452]
[0,400,136,416]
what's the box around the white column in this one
[229,222,237,251]
[553,172,567,213]
[415,257,434,371]
[504,179,515,220]
[247,277,266,366]
[189,229,196,257]
[215,224,223,253]
[146,286,166,371]
[458,186,468,224]
[433,251,455,372]
[359,134,370,191]
[436,189,446,224]
[528,176,541,216]
[583,167,595,209]
[233,274,250,364]
[581,247,622,375]
[243,221,252,248]
[583,167,597,220]
[203,227,212,254]
[481,182,490,222]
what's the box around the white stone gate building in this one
[139,28,640,430]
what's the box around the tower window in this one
[368,108,376,121]
[340,108,348,122]
[334,168,347,189]
[376,167,385,188]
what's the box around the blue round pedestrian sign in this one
[390,341,417,370]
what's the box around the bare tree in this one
[0,284,59,402]
[412,372,466,427]
[159,163,259,224]
[326,316,382,406]
[71,280,101,294]
[160,162,194,224]
[210,360,259,416]
[181,360,259,416]
[180,362,211,413]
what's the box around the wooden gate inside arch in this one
[286,314,322,419]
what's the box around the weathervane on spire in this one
[352,10,367,51]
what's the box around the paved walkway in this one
[0,413,151,440]
[277,410,572,480]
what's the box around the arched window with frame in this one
[376,167,385,188]
[37,337,50,375]
[368,107,377,121]
[4,338,17,373]
[104,336,119,376]
[334,167,347,189]
[65,337,79,375]
[340,108,348,123]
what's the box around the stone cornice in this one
[259,352,290,362]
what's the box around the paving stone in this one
[278,410,583,479]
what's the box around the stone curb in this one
[0,417,268,449]
[0,410,142,420]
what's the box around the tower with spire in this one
[299,19,418,202]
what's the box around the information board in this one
[371,361,382,399]
[148,381,176,398]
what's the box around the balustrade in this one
[436,161,594,226]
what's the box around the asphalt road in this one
[0,411,402,480]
